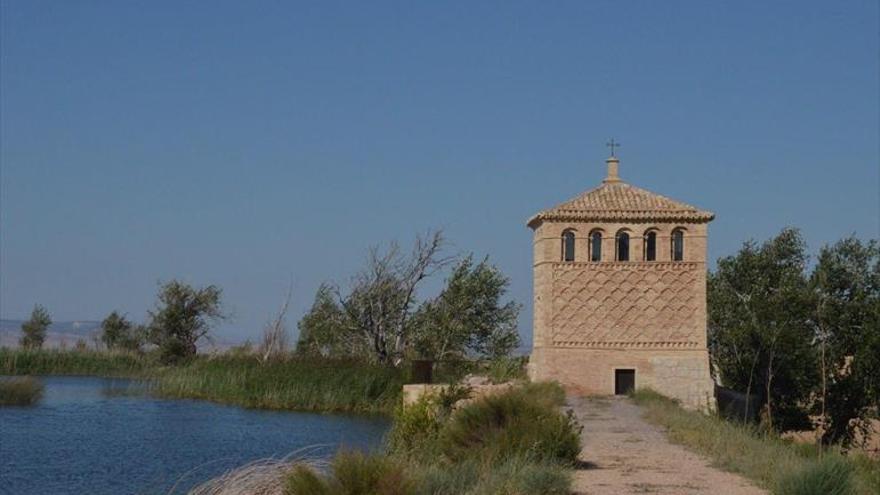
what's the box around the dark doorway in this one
[614,369,635,395]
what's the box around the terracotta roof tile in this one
[528,180,714,227]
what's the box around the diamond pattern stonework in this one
[551,262,702,348]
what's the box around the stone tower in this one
[527,154,715,409]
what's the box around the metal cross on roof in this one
[606,138,621,157]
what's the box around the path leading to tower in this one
[568,396,766,495]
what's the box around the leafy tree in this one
[100,311,145,351]
[296,233,525,366]
[20,304,51,349]
[811,236,880,446]
[411,255,521,361]
[147,280,224,362]
[708,228,817,431]
[296,283,367,358]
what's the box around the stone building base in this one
[529,346,716,411]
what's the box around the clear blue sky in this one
[2,0,877,344]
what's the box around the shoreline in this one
[1,348,404,415]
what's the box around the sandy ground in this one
[568,396,766,495]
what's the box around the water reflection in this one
[0,376,389,495]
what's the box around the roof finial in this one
[603,139,621,183]
[606,138,620,158]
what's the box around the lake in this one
[0,376,391,495]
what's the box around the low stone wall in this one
[402,381,516,407]
[402,384,448,406]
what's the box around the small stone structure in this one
[402,384,449,406]
[402,376,515,406]
[527,154,716,409]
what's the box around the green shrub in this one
[285,465,332,495]
[236,381,577,495]
[434,382,473,411]
[849,453,880,495]
[286,451,571,495]
[413,460,480,495]
[438,382,581,464]
[0,376,44,406]
[775,455,854,495]
[515,381,567,408]
[387,383,472,459]
[486,356,528,384]
[386,397,444,458]
[285,451,415,495]
[415,455,570,495]
[333,451,414,495]
[466,456,571,495]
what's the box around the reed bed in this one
[152,355,404,414]
[0,349,404,414]
[0,348,152,377]
[631,389,880,495]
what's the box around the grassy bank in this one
[0,348,404,414]
[191,382,582,495]
[287,381,581,494]
[0,348,152,377]
[152,355,404,414]
[0,376,44,406]
[632,389,880,495]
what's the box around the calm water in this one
[0,376,390,495]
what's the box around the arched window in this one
[590,231,602,262]
[672,229,685,261]
[644,231,657,261]
[562,230,575,262]
[616,231,630,261]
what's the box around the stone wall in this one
[401,382,516,407]
[550,261,706,348]
[528,208,715,411]
[530,346,715,410]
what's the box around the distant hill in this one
[0,319,102,348]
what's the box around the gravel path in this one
[568,396,766,495]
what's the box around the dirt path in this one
[568,396,766,495]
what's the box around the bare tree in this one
[258,284,293,362]
[337,230,451,366]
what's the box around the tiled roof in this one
[528,180,714,226]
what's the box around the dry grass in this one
[257,286,293,363]
[183,452,328,495]
[631,389,880,495]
